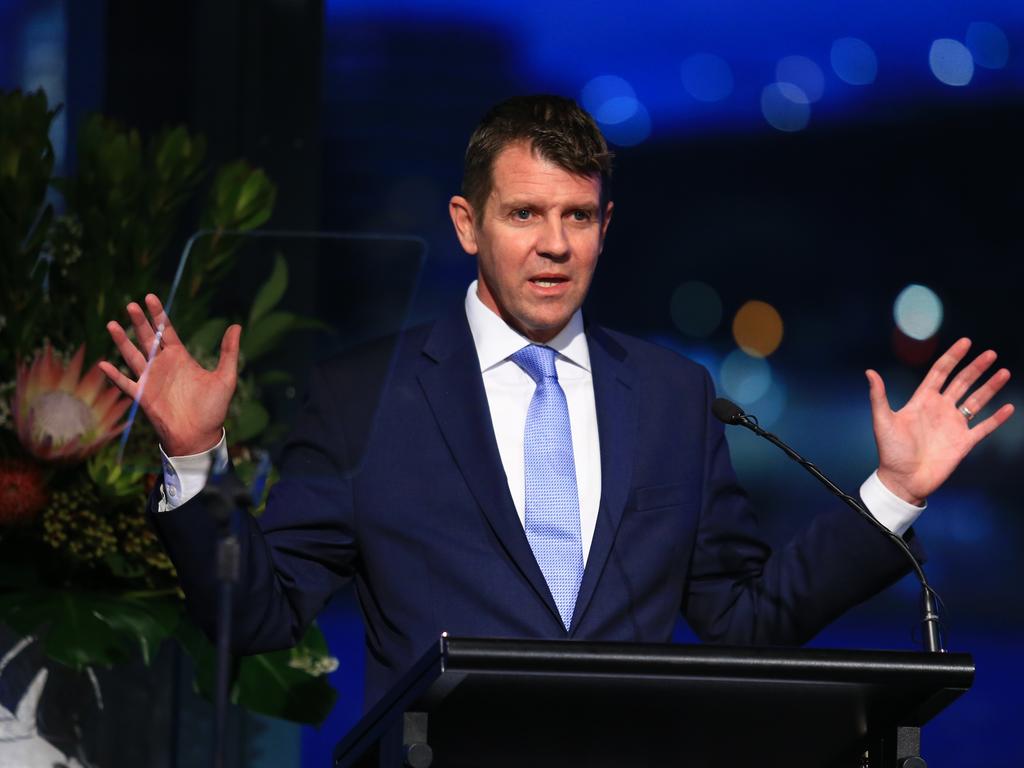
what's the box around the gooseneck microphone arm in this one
[711,398,944,654]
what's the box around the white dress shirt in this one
[160,282,925,539]
[463,281,602,565]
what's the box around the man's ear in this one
[598,200,614,254]
[449,195,479,255]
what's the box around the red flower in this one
[0,458,48,525]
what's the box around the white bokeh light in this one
[929,39,974,87]
[894,284,943,341]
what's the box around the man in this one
[100,95,1013,708]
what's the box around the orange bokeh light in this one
[732,300,784,358]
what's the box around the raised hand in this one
[867,337,1014,506]
[99,294,241,456]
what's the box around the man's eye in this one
[571,210,591,222]
[513,209,532,220]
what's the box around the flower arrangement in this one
[0,88,337,725]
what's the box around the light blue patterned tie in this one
[510,344,584,631]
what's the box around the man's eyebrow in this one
[499,199,599,211]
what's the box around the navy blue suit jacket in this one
[153,306,917,708]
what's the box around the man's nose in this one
[536,215,570,260]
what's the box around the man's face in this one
[450,141,613,343]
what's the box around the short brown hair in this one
[461,95,614,217]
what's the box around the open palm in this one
[99,294,240,457]
[868,338,1013,505]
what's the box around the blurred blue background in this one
[2,1,1022,766]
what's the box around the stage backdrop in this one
[309,2,1023,767]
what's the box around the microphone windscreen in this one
[712,398,746,425]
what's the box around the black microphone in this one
[712,397,944,654]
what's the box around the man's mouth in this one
[529,276,568,288]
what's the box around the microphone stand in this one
[199,471,252,768]
[713,398,944,653]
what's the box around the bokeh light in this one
[581,75,637,120]
[776,55,825,103]
[966,22,1010,70]
[830,37,878,85]
[748,376,787,427]
[680,53,734,102]
[670,281,723,338]
[892,327,940,367]
[580,75,651,146]
[990,387,1024,459]
[721,349,772,405]
[601,101,651,146]
[929,39,974,86]
[893,284,943,340]
[760,82,810,132]
[732,300,784,357]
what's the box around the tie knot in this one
[510,344,558,384]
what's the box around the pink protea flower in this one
[13,344,131,462]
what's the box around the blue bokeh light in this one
[830,37,878,86]
[929,38,975,87]
[680,53,734,103]
[760,82,810,132]
[600,100,651,146]
[580,75,637,120]
[721,349,772,404]
[966,21,1010,70]
[580,74,650,145]
[776,55,825,103]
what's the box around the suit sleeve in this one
[150,364,358,654]
[681,369,924,646]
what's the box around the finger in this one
[968,403,1016,447]
[98,360,139,400]
[960,368,1011,415]
[106,320,148,376]
[215,324,242,380]
[127,302,158,354]
[865,369,892,425]
[144,293,182,346]
[943,349,997,402]
[915,337,972,396]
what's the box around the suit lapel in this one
[417,308,563,627]
[570,323,637,633]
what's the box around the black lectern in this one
[333,636,973,768]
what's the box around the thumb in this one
[865,369,891,424]
[216,324,242,379]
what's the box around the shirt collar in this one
[464,280,591,373]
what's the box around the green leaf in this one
[187,317,229,357]
[174,620,337,725]
[0,591,130,670]
[242,311,333,361]
[229,399,270,443]
[235,649,337,724]
[248,253,288,326]
[255,369,293,387]
[93,597,180,666]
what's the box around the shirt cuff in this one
[859,470,925,537]
[156,430,229,512]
